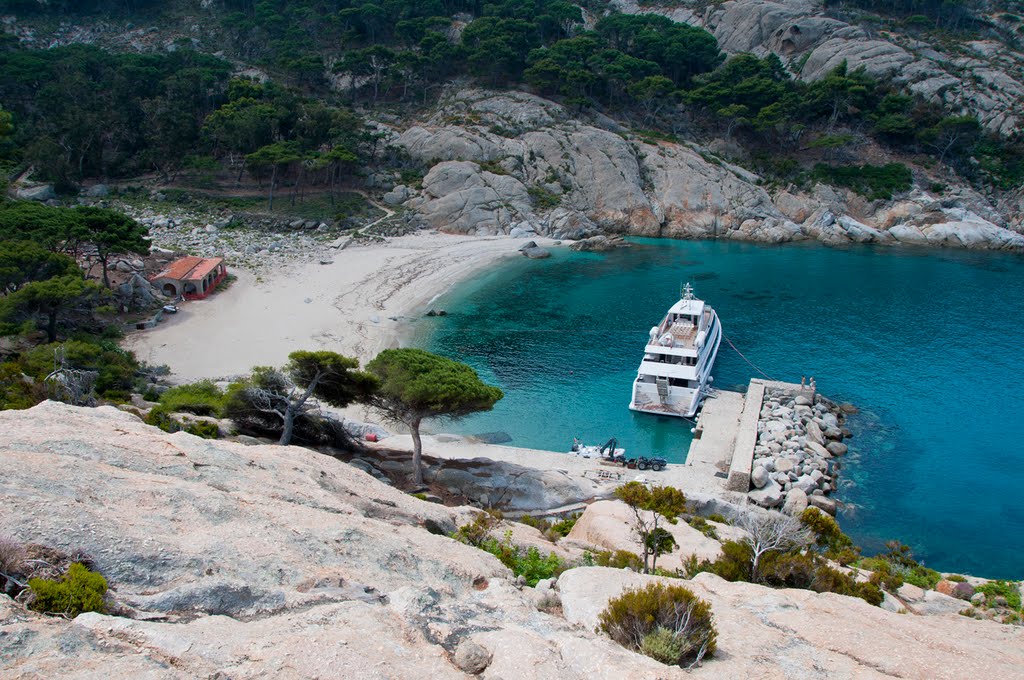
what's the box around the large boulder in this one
[750,465,770,489]
[566,500,725,567]
[15,184,56,201]
[782,487,808,516]
[936,579,976,601]
[748,478,784,508]
[425,457,591,513]
[417,161,534,235]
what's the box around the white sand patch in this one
[125,232,556,381]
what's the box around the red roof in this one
[185,257,224,281]
[152,256,224,282]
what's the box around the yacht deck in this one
[656,309,713,349]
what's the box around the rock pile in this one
[748,388,848,515]
[117,206,347,271]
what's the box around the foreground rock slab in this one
[2,403,1022,678]
[559,567,1024,679]
[0,403,677,678]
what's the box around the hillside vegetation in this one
[1,0,1022,197]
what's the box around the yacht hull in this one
[629,299,722,419]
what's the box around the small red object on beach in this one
[365,433,378,442]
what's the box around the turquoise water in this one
[417,239,1024,579]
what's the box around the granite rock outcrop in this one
[386,90,1024,252]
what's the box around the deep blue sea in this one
[415,238,1024,578]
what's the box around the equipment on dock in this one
[634,456,667,472]
[572,436,625,460]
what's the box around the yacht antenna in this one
[681,281,694,300]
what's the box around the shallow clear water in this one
[416,238,1024,578]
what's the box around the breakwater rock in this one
[749,387,848,515]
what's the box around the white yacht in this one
[629,283,722,418]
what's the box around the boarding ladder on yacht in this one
[656,376,670,403]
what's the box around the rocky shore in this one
[748,386,850,516]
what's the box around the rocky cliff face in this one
[383,89,1024,250]
[2,402,1023,677]
[610,0,1024,136]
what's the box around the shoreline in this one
[124,232,558,381]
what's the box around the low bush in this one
[902,565,941,590]
[471,530,567,586]
[688,516,719,540]
[185,420,220,439]
[549,513,579,537]
[29,563,107,617]
[453,511,502,548]
[527,185,561,209]
[976,581,1022,611]
[155,380,227,416]
[598,582,717,667]
[811,162,912,200]
[0,362,42,410]
[143,410,220,439]
[801,508,858,563]
[585,549,644,571]
[517,513,578,541]
[19,339,139,399]
[705,513,729,525]
[858,557,904,591]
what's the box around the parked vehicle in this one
[634,456,667,472]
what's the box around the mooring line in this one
[723,333,773,381]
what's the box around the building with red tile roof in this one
[151,257,227,300]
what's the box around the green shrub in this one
[705,513,729,525]
[640,626,684,664]
[946,574,966,583]
[902,565,941,590]
[811,162,912,200]
[19,340,139,398]
[0,362,41,410]
[586,549,644,571]
[855,581,885,606]
[29,563,107,617]
[858,557,904,591]
[185,420,220,439]
[453,511,502,548]
[700,540,754,582]
[478,159,509,175]
[549,513,579,537]
[688,516,719,540]
[518,514,551,532]
[156,380,227,416]
[144,409,178,433]
[474,530,566,586]
[800,507,856,561]
[598,582,717,667]
[976,581,1022,611]
[527,185,561,209]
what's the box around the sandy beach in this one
[124,231,742,500]
[125,232,556,381]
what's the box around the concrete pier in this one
[725,380,765,491]
[685,378,810,495]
